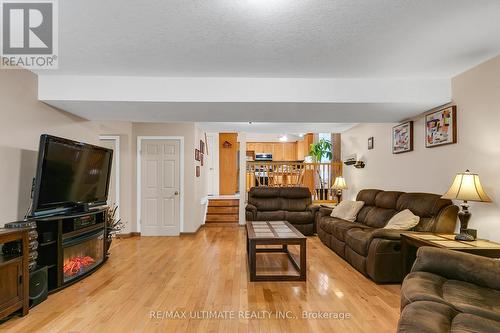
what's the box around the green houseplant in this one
[309,139,332,200]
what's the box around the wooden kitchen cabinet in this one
[272,143,284,161]
[297,134,314,160]
[283,142,297,160]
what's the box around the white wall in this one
[0,69,134,233]
[0,69,209,234]
[342,55,500,242]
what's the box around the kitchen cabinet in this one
[283,142,297,160]
[247,142,298,161]
[272,143,284,161]
[297,134,314,160]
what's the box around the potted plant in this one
[309,139,332,200]
[105,205,124,256]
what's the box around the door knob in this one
[174,191,179,195]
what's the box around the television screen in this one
[32,135,113,215]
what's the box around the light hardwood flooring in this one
[1,226,401,333]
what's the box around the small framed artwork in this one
[425,106,457,148]
[200,140,205,154]
[196,166,200,177]
[392,121,413,154]
[200,153,204,166]
[368,137,374,150]
[195,149,200,161]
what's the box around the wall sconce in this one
[344,154,365,168]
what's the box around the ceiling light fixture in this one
[279,135,288,142]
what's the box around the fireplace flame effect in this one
[63,256,95,277]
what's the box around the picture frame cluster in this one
[195,136,207,177]
[389,105,457,154]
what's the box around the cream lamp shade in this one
[442,170,492,202]
[332,176,348,190]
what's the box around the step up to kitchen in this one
[206,199,239,223]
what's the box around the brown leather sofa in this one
[246,187,319,235]
[317,189,458,283]
[398,247,500,333]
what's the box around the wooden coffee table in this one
[246,221,306,282]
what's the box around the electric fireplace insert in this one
[62,229,104,283]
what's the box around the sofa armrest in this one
[307,204,320,214]
[433,205,459,233]
[318,207,333,217]
[411,247,500,290]
[246,204,257,220]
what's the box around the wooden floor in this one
[1,226,401,333]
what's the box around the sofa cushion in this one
[285,211,314,224]
[364,207,397,228]
[330,200,365,222]
[345,228,376,256]
[281,198,309,212]
[355,206,373,224]
[397,193,452,218]
[332,219,371,242]
[375,191,404,209]
[279,187,311,199]
[356,189,382,206]
[401,271,500,322]
[250,197,282,211]
[255,210,285,221]
[398,300,500,333]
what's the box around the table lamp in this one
[332,176,348,203]
[442,170,492,241]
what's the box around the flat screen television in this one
[31,135,113,217]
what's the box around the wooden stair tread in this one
[208,199,239,207]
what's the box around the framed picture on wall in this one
[200,140,205,154]
[425,106,457,148]
[368,137,374,150]
[195,149,200,161]
[392,121,413,154]
[200,153,204,166]
[196,166,200,177]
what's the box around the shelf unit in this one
[0,228,29,320]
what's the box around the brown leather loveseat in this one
[246,187,318,235]
[398,247,500,333]
[317,189,458,283]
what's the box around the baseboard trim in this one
[116,232,141,238]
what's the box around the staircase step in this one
[208,199,239,207]
[207,206,239,214]
[206,214,239,222]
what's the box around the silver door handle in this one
[174,191,179,195]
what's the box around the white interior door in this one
[99,137,119,217]
[141,139,180,236]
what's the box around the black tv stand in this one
[72,203,90,213]
[32,208,107,292]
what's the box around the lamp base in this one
[455,232,475,241]
[456,202,475,241]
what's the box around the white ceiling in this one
[42,0,500,77]
[36,0,500,127]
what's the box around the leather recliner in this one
[317,189,458,283]
[246,187,319,235]
[398,247,500,333]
